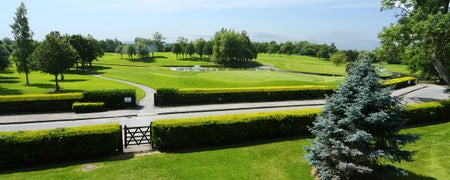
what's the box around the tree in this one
[343,50,360,62]
[316,44,331,59]
[212,29,257,65]
[115,45,124,59]
[379,0,450,84]
[267,41,279,54]
[305,58,419,179]
[136,43,149,60]
[125,44,136,59]
[185,42,195,60]
[32,32,78,91]
[279,41,295,55]
[203,41,213,59]
[330,51,348,66]
[10,2,34,85]
[194,38,206,60]
[0,45,11,71]
[172,43,182,60]
[177,37,188,59]
[69,34,104,68]
[152,32,165,52]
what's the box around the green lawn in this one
[1,121,449,179]
[0,68,145,99]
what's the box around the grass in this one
[0,68,145,99]
[1,121,449,179]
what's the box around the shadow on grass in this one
[0,152,135,175]
[126,57,156,63]
[0,87,23,95]
[368,166,436,180]
[29,83,55,89]
[87,65,112,74]
[0,77,20,84]
[56,79,86,83]
[393,170,436,180]
[161,134,313,154]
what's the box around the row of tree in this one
[6,2,104,90]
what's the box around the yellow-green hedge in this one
[155,86,334,106]
[0,124,122,168]
[0,93,84,113]
[383,76,417,89]
[72,102,106,113]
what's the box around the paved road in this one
[0,75,448,132]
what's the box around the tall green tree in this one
[69,34,104,69]
[212,29,257,65]
[379,0,450,84]
[125,44,136,59]
[194,38,206,60]
[32,32,78,91]
[152,32,165,52]
[136,43,149,60]
[171,43,182,60]
[305,58,419,179]
[177,37,188,59]
[0,45,11,71]
[10,2,34,85]
[185,42,195,60]
[115,45,124,59]
[330,51,348,66]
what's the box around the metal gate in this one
[123,125,152,148]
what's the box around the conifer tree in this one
[305,58,419,179]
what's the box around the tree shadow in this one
[57,79,86,83]
[88,65,112,74]
[126,57,156,63]
[0,77,20,84]
[405,97,443,103]
[0,152,135,175]
[29,83,55,89]
[0,87,23,95]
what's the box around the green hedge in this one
[151,100,450,150]
[83,89,136,109]
[72,102,105,113]
[383,76,417,89]
[0,93,83,114]
[0,124,122,168]
[155,86,334,106]
[151,108,321,150]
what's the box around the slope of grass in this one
[1,121,449,179]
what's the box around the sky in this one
[0,0,399,51]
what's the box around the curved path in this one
[91,74,156,115]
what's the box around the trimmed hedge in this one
[83,89,136,109]
[0,124,122,168]
[383,76,417,89]
[0,93,83,114]
[151,108,321,150]
[151,100,450,150]
[155,86,334,106]
[72,102,105,113]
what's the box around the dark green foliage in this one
[69,34,104,68]
[155,86,333,106]
[212,29,257,65]
[83,89,136,109]
[0,124,122,168]
[305,59,419,179]
[0,44,10,71]
[32,31,78,91]
[151,108,321,150]
[72,102,105,113]
[0,93,83,114]
[10,2,34,85]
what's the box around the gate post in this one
[124,125,128,148]
[118,125,124,152]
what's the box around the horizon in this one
[1,0,399,51]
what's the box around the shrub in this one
[383,76,417,89]
[404,100,450,125]
[0,124,122,168]
[151,108,321,150]
[155,86,334,106]
[72,102,105,113]
[0,93,83,114]
[83,89,136,109]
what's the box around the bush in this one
[72,102,105,113]
[151,100,450,150]
[404,100,450,125]
[0,124,122,168]
[83,89,136,109]
[155,86,334,106]
[151,108,321,150]
[383,76,417,89]
[0,93,83,114]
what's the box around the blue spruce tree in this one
[305,58,419,179]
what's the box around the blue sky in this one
[1,0,398,50]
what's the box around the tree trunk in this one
[54,74,60,91]
[60,73,64,81]
[432,60,450,85]
[25,72,30,85]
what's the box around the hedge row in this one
[151,100,450,150]
[72,102,106,113]
[0,124,122,168]
[0,93,83,114]
[155,86,334,106]
[82,89,136,109]
[383,76,417,89]
[0,89,136,114]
